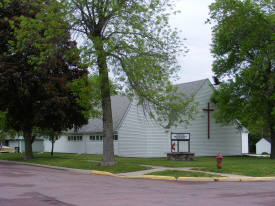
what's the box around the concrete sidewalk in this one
[116,164,249,178]
[96,164,275,181]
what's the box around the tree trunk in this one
[270,125,275,158]
[23,127,34,160]
[51,140,55,156]
[100,91,116,166]
[95,42,116,166]
[50,132,55,155]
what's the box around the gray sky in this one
[170,0,216,84]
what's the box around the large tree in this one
[67,0,199,166]
[0,0,89,159]
[13,0,198,165]
[208,0,275,158]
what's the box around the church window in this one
[113,135,118,140]
[89,135,118,141]
[68,136,82,141]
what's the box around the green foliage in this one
[0,0,89,159]
[208,0,275,157]
[0,110,18,142]
[7,0,71,68]
[68,75,119,119]
[249,134,261,153]
[35,128,62,141]
[65,0,195,128]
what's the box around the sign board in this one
[170,133,190,153]
[171,133,190,140]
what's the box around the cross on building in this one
[203,102,214,139]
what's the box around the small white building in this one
[44,79,249,157]
[4,137,44,153]
[256,138,271,154]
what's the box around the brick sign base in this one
[167,152,195,161]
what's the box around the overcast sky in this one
[170,0,216,84]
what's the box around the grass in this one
[1,153,275,176]
[146,170,224,179]
[0,153,150,174]
[191,156,275,177]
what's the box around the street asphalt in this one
[1,160,275,206]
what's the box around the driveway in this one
[0,161,275,206]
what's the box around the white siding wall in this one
[118,101,169,157]
[147,124,170,157]
[171,81,242,156]
[242,133,249,154]
[118,81,243,157]
[20,141,25,152]
[10,140,42,153]
[86,136,119,155]
[9,141,19,149]
[44,134,118,155]
[256,139,271,154]
[44,135,85,153]
[32,140,44,152]
[118,104,149,157]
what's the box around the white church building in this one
[44,79,249,157]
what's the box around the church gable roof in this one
[68,95,131,133]
[175,79,209,97]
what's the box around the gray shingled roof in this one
[68,95,131,133]
[175,79,208,97]
[69,79,208,134]
[264,138,271,143]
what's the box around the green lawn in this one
[191,156,275,177]
[0,153,274,176]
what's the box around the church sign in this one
[171,133,190,140]
[171,133,190,153]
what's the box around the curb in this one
[127,175,176,181]
[91,170,176,180]
[91,170,119,177]
[90,170,275,181]
[178,177,216,181]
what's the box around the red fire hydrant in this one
[216,153,223,169]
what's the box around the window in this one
[89,135,118,141]
[113,135,118,140]
[90,135,102,141]
[68,136,82,141]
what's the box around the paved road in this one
[0,161,275,206]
